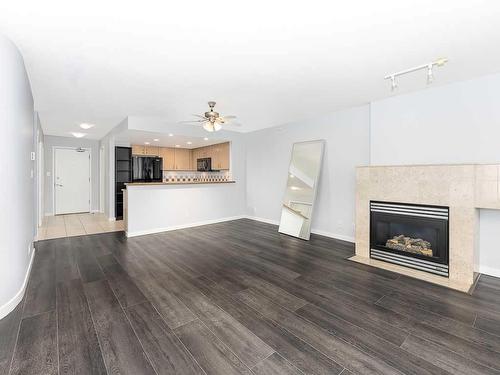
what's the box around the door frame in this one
[52,146,92,215]
[99,146,105,213]
[38,140,44,226]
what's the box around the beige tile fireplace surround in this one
[352,164,500,292]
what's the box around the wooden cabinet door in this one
[145,146,159,156]
[159,147,175,170]
[131,145,145,155]
[219,142,230,170]
[210,144,220,169]
[198,146,209,158]
[210,142,230,170]
[191,148,200,170]
[174,148,191,170]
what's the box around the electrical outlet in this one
[31,151,36,161]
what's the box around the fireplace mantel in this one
[352,164,500,292]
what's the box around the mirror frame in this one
[278,139,325,240]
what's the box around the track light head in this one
[427,64,434,84]
[390,76,398,91]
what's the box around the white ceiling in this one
[115,130,228,149]
[1,1,500,139]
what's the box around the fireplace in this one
[370,201,449,276]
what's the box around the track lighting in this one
[384,58,448,91]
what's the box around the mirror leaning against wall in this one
[278,140,325,240]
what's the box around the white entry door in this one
[54,148,91,214]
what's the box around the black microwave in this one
[197,158,211,171]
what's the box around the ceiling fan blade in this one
[221,115,237,120]
[179,120,205,124]
[224,121,242,127]
[192,114,207,120]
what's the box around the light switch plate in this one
[30,151,36,161]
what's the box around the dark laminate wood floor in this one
[2,218,500,374]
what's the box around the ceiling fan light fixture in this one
[184,101,239,132]
[203,122,215,132]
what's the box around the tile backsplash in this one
[163,170,232,183]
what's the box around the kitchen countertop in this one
[125,181,236,187]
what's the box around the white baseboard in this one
[245,216,279,226]
[244,215,355,243]
[310,228,355,243]
[125,214,354,244]
[479,265,500,278]
[126,215,247,238]
[0,244,36,320]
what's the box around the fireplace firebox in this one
[370,201,449,276]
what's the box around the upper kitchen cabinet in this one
[131,145,145,155]
[211,142,230,170]
[174,148,192,170]
[159,147,175,170]
[131,140,229,171]
[144,145,159,156]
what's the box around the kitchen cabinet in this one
[211,142,230,170]
[174,148,191,170]
[131,145,145,155]
[144,145,159,156]
[191,148,201,170]
[159,147,175,170]
[189,142,230,171]
[143,142,229,171]
[220,142,230,169]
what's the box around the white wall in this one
[0,35,36,318]
[370,72,500,277]
[43,135,100,214]
[370,73,500,166]
[245,105,370,241]
[34,113,44,231]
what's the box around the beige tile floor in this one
[36,213,124,240]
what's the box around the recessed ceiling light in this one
[290,186,301,191]
[71,132,87,138]
[203,137,209,141]
[175,144,180,148]
[168,133,174,137]
[153,138,160,142]
[187,141,192,145]
[144,142,150,145]
[79,123,95,130]
[290,174,295,178]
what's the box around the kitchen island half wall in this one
[124,181,244,237]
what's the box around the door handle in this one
[55,183,63,187]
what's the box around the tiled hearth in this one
[352,164,500,292]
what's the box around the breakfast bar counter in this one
[123,180,243,237]
[125,181,235,186]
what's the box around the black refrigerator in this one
[133,156,163,182]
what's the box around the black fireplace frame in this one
[369,200,449,276]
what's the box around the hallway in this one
[36,213,124,240]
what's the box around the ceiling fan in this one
[180,101,241,132]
